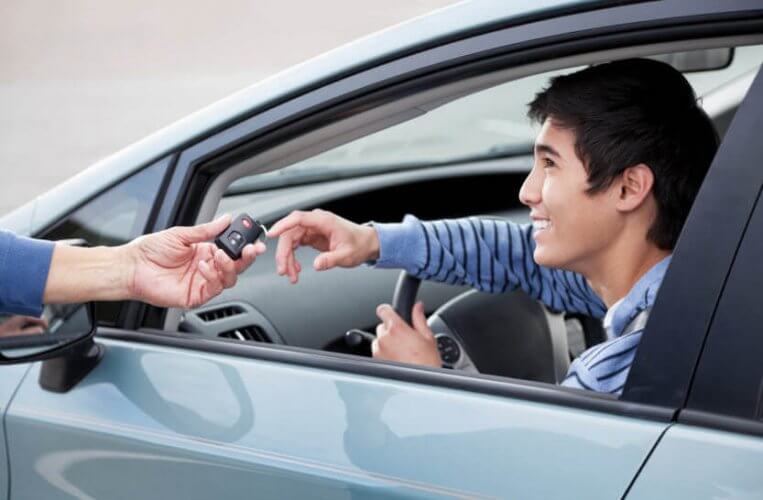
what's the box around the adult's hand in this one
[0,315,48,337]
[44,214,265,308]
[127,215,266,308]
[268,209,379,284]
[372,302,441,367]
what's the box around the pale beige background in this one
[0,0,458,216]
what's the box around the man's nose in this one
[519,166,543,207]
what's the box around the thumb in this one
[176,214,232,243]
[313,249,349,271]
[411,301,430,337]
[375,303,400,328]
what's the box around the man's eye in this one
[543,158,556,168]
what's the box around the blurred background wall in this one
[0,0,458,216]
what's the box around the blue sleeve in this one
[372,215,606,318]
[0,230,55,316]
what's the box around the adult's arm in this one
[1,215,265,316]
[0,230,55,316]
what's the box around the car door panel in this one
[6,338,665,499]
[0,364,31,500]
[624,425,763,499]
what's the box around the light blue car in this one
[1,1,763,498]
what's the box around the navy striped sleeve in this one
[0,230,55,316]
[373,215,605,318]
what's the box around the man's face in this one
[519,119,621,273]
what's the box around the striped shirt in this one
[372,215,671,396]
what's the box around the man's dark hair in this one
[527,58,719,250]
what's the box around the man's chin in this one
[533,247,563,269]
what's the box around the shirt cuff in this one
[366,215,427,274]
[0,231,55,316]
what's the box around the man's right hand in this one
[267,209,380,283]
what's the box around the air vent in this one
[219,325,271,343]
[198,305,244,322]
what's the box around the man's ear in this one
[616,163,654,213]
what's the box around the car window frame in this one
[110,1,763,420]
[625,65,763,410]
[669,66,763,437]
[38,156,175,326]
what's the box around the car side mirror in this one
[0,302,97,364]
[0,237,107,392]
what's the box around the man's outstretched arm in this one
[0,215,265,316]
[372,215,606,318]
[269,210,605,318]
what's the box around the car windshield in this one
[226,44,763,194]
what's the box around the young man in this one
[267,58,719,395]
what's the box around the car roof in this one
[0,0,622,235]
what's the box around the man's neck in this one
[583,239,671,308]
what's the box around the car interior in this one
[165,37,763,391]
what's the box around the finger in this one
[201,278,223,303]
[197,258,219,284]
[214,249,237,288]
[287,249,300,284]
[253,241,267,255]
[375,323,386,338]
[371,338,381,358]
[375,304,401,329]
[233,244,259,274]
[411,301,431,339]
[2,316,24,329]
[17,316,47,328]
[31,316,49,328]
[267,211,309,237]
[239,242,264,271]
[19,326,44,335]
[198,264,224,299]
[193,261,223,307]
[313,249,348,271]
[175,214,233,243]
[275,229,300,276]
[269,210,331,238]
[286,240,300,283]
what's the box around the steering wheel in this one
[349,272,573,383]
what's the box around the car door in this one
[4,3,762,499]
[0,159,170,500]
[0,364,31,498]
[625,65,763,499]
[4,336,672,499]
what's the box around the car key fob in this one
[214,213,266,260]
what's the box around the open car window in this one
[176,42,763,400]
